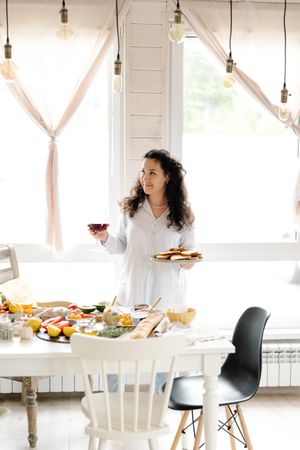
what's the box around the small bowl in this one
[131,310,148,325]
[93,302,109,312]
[166,308,196,325]
[77,305,96,314]
[132,304,150,311]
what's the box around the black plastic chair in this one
[167,307,270,450]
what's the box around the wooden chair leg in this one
[225,406,236,450]
[170,410,190,450]
[236,404,253,450]
[192,410,203,450]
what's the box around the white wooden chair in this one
[0,245,19,284]
[71,333,186,450]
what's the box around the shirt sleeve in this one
[179,224,196,250]
[102,213,127,254]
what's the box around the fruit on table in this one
[119,314,133,326]
[68,312,83,320]
[8,303,23,314]
[47,325,61,337]
[0,293,7,303]
[67,303,78,310]
[62,326,76,337]
[26,317,42,332]
[22,303,33,315]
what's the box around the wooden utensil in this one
[148,297,161,315]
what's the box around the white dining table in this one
[0,334,234,450]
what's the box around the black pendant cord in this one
[283,0,287,88]
[116,0,120,60]
[5,0,9,44]
[228,0,233,58]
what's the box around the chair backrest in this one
[221,306,270,397]
[71,333,186,433]
[0,245,19,284]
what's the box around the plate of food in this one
[151,247,203,263]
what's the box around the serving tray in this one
[150,256,203,264]
[36,329,70,344]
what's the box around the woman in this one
[90,149,195,310]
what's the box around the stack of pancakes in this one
[154,247,203,261]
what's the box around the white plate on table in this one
[150,256,203,264]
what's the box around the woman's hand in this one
[180,262,195,269]
[88,227,109,244]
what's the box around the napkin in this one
[164,321,224,345]
[153,317,171,336]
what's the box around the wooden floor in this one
[0,390,300,449]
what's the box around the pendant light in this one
[279,0,290,122]
[112,0,122,93]
[0,0,18,83]
[56,0,74,41]
[168,1,185,44]
[223,0,236,89]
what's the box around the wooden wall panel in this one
[124,0,169,192]
[130,93,163,115]
[130,69,164,93]
[130,137,163,159]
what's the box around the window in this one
[177,37,300,331]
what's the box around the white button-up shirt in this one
[103,200,195,309]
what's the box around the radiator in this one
[260,342,300,387]
[1,343,300,393]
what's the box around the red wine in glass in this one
[88,224,109,232]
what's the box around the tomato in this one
[67,304,77,310]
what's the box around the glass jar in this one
[0,321,14,340]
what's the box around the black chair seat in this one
[169,369,258,410]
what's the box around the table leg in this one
[202,354,221,450]
[23,377,39,448]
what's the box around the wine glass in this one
[88,215,109,250]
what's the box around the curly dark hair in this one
[119,149,194,231]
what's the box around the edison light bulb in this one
[57,2,74,41]
[169,3,185,44]
[0,59,17,83]
[223,56,235,89]
[223,73,235,89]
[279,103,289,122]
[0,42,17,83]
[112,57,122,93]
[169,23,185,44]
[56,23,74,40]
[112,74,122,93]
[279,86,290,122]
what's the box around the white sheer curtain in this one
[0,0,131,251]
[176,0,300,225]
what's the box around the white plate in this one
[150,256,203,264]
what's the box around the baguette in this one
[131,312,164,339]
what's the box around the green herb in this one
[98,326,132,338]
